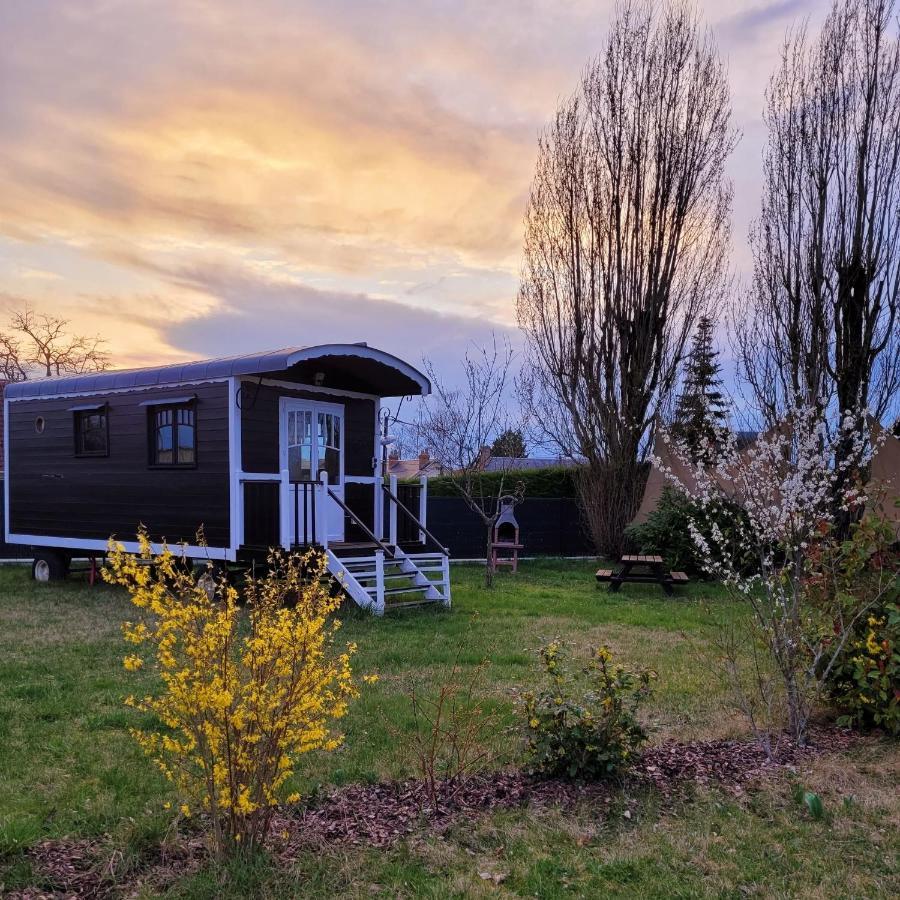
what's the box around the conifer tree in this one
[490,428,527,458]
[670,316,728,459]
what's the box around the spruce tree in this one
[670,316,728,459]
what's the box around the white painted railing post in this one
[440,552,451,607]
[418,475,427,544]
[374,549,385,614]
[280,468,291,548]
[388,474,398,546]
[318,470,329,549]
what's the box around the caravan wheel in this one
[32,551,69,582]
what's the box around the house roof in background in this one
[3,344,430,400]
[387,458,443,478]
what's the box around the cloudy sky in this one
[0,0,829,377]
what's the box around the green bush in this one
[624,486,753,576]
[521,642,655,780]
[829,604,900,735]
[819,516,900,736]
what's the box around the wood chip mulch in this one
[8,727,859,899]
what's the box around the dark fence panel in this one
[425,496,594,558]
[0,478,29,559]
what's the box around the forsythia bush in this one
[812,515,900,736]
[104,533,362,857]
[829,606,900,735]
[521,642,655,780]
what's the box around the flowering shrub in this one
[810,515,900,735]
[661,406,886,751]
[104,533,360,857]
[830,607,900,734]
[624,486,753,575]
[521,642,655,780]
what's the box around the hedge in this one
[414,465,581,499]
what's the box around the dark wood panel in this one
[242,482,280,548]
[7,382,231,547]
[344,482,374,540]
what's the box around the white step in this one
[325,546,451,616]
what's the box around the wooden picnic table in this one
[596,554,688,596]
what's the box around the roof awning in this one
[4,344,430,400]
[139,395,197,407]
[67,401,107,412]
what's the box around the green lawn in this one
[1,560,897,897]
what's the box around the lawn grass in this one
[0,559,897,897]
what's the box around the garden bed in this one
[13,728,863,898]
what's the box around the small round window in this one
[34,416,46,434]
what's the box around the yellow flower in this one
[108,534,356,854]
[529,717,540,728]
[362,673,379,685]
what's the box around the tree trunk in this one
[484,523,495,589]
[785,670,807,748]
[576,459,648,558]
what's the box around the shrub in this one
[813,515,900,735]
[104,533,362,858]
[521,642,655,780]
[829,605,900,734]
[423,465,581,499]
[402,650,504,809]
[624,486,753,576]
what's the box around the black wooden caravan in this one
[2,344,450,614]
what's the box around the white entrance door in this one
[280,399,345,544]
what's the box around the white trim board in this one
[5,532,234,561]
[228,376,242,553]
[3,391,9,545]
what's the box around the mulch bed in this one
[9,727,859,899]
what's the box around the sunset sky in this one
[0,0,829,377]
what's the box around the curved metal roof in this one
[4,343,430,399]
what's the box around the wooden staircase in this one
[326,544,451,615]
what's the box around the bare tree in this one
[1,307,109,378]
[517,0,736,556]
[737,0,900,428]
[0,331,27,382]
[417,337,524,587]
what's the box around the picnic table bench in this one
[596,554,688,596]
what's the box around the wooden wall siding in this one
[0,478,29,559]
[7,382,231,546]
[344,483,374,537]
[242,481,280,548]
[240,384,375,477]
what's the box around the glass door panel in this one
[287,409,313,482]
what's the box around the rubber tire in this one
[32,551,70,582]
